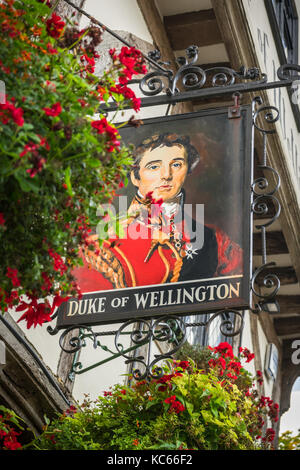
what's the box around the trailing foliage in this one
[20,343,279,451]
[0,0,146,328]
[278,429,300,450]
[0,405,26,450]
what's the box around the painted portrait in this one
[57,107,252,327]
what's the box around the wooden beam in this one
[276,295,300,314]
[254,266,298,286]
[136,0,193,114]
[274,316,300,337]
[253,231,289,256]
[163,10,223,50]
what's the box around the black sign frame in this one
[55,105,253,329]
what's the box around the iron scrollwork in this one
[251,97,281,313]
[139,46,267,98]
[56,311,243,381]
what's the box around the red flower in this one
[65,405,77,415]
[78,98,87,107]
[262,428,276,443]
[46,13,65,39]
[41,272,52,291]
[120,389,126,395]
[2,429,22,450]
[0,212,5,226]
[37,0,52,6]
[239,347,255,363]
[6,267,21,287]
[228,360,242,376]
[43,102,62,117]
[0,98,24,126]
[256,370,264,385]
[177,360,190,370]
[48,248,67,275]
[164,395,176,404]
[110,83,141,111]
[16,297,52,329]
[49,434,56,445]
[91,117,120,151]
[46,42,58,54]
[80,53,96,74]
[214,342,234,359]
[164,395,185,414]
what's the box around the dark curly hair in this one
[132,133,200,180]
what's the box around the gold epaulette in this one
[83,241,128,289]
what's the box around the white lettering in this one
[216,283,229,299]
[134,292,150,309]
[67,300,78,316]
[149,291,159,307]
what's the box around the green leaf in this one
[15,172,40,193]
[44,415,50,426]
[185,401,194,416]
[86,158,101,168]
[64,166,74,196]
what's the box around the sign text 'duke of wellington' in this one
[56,107,253,329]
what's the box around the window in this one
[186,312,234,349]
[265,0,300,130]
[270,0,298,65]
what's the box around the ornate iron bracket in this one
[250,96,281,313]
[52,310,244,381]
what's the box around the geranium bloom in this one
[46,42,58,54]
[6,267,21,287]
[164,395,185,414]
[110,83,141,111]
[91,117,120,151]
[43,102,62,117]
[214,342,234,359]
[80,53,96,74]
[239,347,255,363]
[48,248,67,275]
[46,13,65,39]
[16,297,52,329]
[0,99,24,126]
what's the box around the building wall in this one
[243,0,300,201]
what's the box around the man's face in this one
[131,144,188,202]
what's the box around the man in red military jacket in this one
[72,132,243,293]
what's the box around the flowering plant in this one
[0,0,146,328]
[26,343,279,451]
[0,405,25,450]
[278,429,300,450]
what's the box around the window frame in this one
[265,0,300,130]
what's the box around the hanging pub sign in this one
[55,106,253,329]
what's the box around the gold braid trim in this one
[84,243,127,289]
[158,245,170,284]
[164,241,184,283]
[103,240,137,287]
